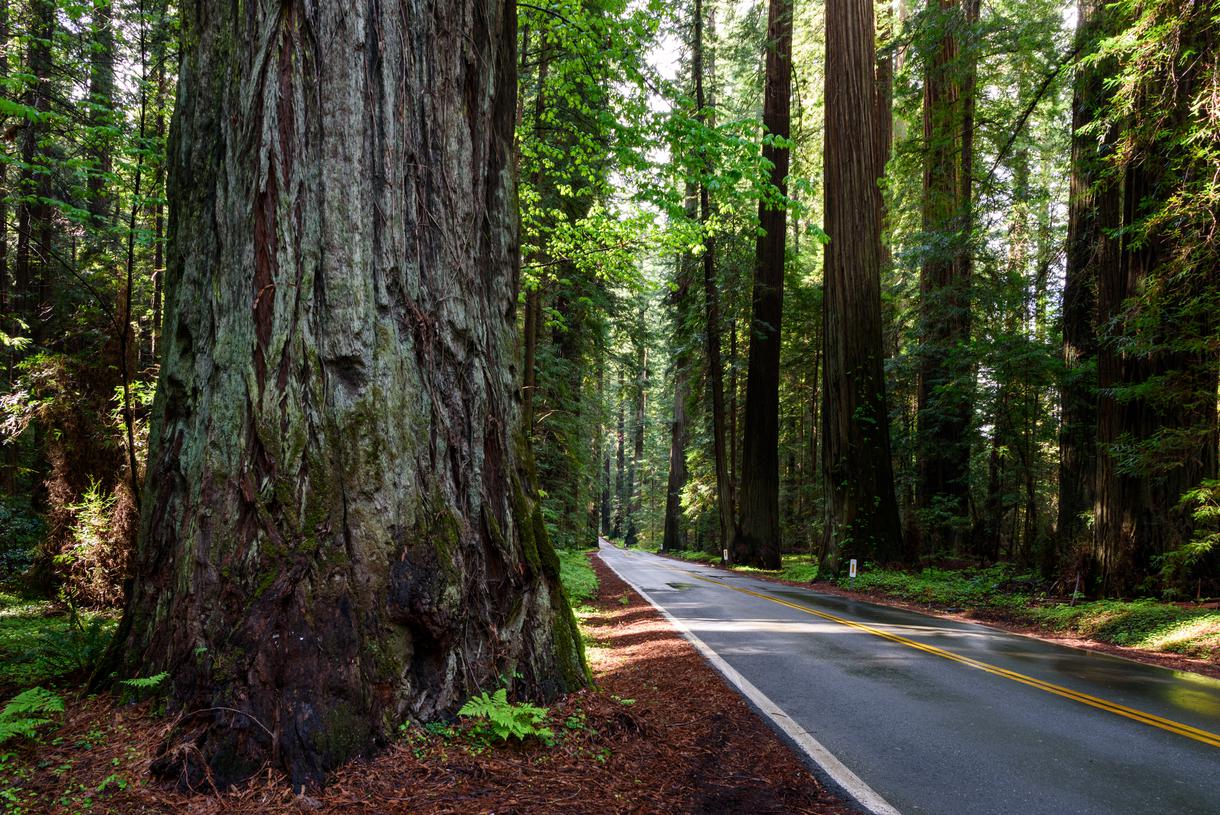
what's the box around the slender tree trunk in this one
[613,368,626,537]
[601,456,613,536]
[598,352,612,538]
[592,352,605,539]
[1056,0,1104,574]
[820,0,904,574]
[729,310,738,498]
[0,0,13,493]
[736,0,793,569]
[108,1,585,788]
[876,0,894,201]
[87,0,116,226]
[520,52,550,434]
[694,0,734,555]
[624,343,647,546]
[150,21,169,364]
[16,0,54,349]
[663,195,695,552]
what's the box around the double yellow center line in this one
[655,558,1220,749]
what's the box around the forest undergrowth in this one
[0,552,848,814]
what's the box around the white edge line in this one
[598,547,902,815]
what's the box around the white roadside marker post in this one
[849,558,857,589]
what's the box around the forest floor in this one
[645,547,1220,680]
[0,553,850,815]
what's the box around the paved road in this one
[598,543,1220,815]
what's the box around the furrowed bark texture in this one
[1092,2,1218,594]
[916,0,972,554]
[820,0,904,572]
[1056,0,1104,569]
[117,0,585,789]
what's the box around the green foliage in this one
[836,564,1218,659]
[1159,480,1220,591]
[118,671,168,691]
[1029,601,1220,660]
[0,688,64,746]
[457,688,554,745]
[0,592,115,688]
[557,549,598,608]
[0,500,42,577]
[842,565,1037,610]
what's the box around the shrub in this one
[557,549,598,607]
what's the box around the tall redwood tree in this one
[736,0,793,569]
[110,0,585,788]
[820,0,904,572]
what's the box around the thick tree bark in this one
[110,0,585,789]
[1092,4,1218,595]
[736,0,793,569]
[1056,0,1104,572]
[915,0,972,554]
[693,0,734,554]
[1094,181,1217,595]
[820,0,904,573]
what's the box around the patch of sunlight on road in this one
[682,615,1003,645]
[1163,685,1220,718]
[684,618,850,636]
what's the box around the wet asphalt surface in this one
[598,543,1220,815]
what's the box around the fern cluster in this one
[457,688,554,744]
[0,687,64,745]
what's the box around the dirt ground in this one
[5,554,851,814]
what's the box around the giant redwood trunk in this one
[735,0,792,570]
[113,0,585,789]
[916,0,973,554]
[1091,3,1218,595]
[1056,0,1105,571]
[820,0,904,573]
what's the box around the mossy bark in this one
[113,0,586,790]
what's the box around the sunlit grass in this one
[1029,600,1220,660]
